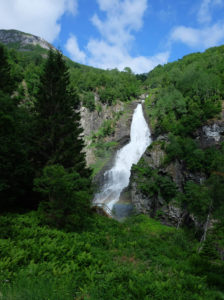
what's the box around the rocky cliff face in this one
[0,29,54,50]
[80,95,139,185]
[129,104,224,227]
[195,120,224,148]
[129,144,185,226]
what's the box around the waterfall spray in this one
[93,103,152,213]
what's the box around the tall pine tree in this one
[34,49,89,176]
[0,44,14,94]
[34,49,92,229]
[0,44,34,209]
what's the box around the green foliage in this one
[0,212,223,299]
[132,158,177,203]
[89,141,118,177]
[95,119,116,138]
[32,49,92,229]
[145,46,224,136]
[82,91,95,111]
[88,108,124,176]
[0,45,35,209]
[0,44,93,222]
[34,49,89,176]
[0,92,34,208]
[70,66,141,105]
[23,62,43,99]
[34,165,92,230]
[0,44,15,94]
[1,33,224,300]
[176,167,224,227]
[145,46,224,237]
[200,236,219,259]
[165,135,207,172]
[177,181,211,222]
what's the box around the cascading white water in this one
[93,103,152,212]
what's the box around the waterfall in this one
[93,103,152,213]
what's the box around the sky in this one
[0,0,224,73]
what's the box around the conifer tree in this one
[0,44,14,94]
[34,49,89,176]
[34,49,92,229]
[0,45,34,209]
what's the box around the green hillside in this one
[1,212,224,300]
[140,45,224,225]
[0,29,141,108]
[0,30,224,299]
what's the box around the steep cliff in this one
[129,102,224,227]
[80,94,140,181]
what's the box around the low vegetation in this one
[1,213,224,299]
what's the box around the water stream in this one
[93,103,152,216]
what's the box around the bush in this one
[34,164,92,231]
[82,92,95,111]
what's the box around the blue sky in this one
[1,0,224,73]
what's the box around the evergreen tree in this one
[34,49,89,176]
[34,49,92,229]
[0,45,34,209]
[0,44,14,94]
[34,164,92,230]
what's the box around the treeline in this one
[0,41,142,230]
[70,66,141,108]
[4,43,141,110]
[141,45,224,250]
[0,44,92,231]
[145,46,224,135]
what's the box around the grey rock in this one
[0,29,55,50]
[80,98,138,181]
[194,120,224,148]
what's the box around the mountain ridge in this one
[0,29,55,51]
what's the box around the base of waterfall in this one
[92,201,134,221]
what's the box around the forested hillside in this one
[132,45,224,262]
[0,30,224,299]
[0,29,141,109]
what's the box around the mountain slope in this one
[127,45,224,260]
[0,29,224,300]
[0,29,54,51]
[0,29,142,176]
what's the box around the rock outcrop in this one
[0,29,54,50]
[129,103,224,227]
[195,120,224,148]
[80,97,137,167]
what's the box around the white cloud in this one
[171,23,224,48]
[91,0,147,46]
[197,0,223,24]
[198,0,212,24]
[87,39,169,73]
[65,34,86,63]
[0,0,78,42]
[170,0,224,49]
[68,0,168,73]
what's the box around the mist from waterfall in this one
[93,103,152,211]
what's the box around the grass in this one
[0,212,224,299]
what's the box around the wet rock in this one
[83,100,138,188]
